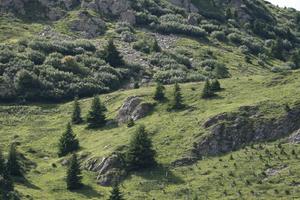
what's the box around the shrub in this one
[211,31,226,41]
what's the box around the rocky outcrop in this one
[84,154,126,186]
[194,104,300,158]
[0,0,80,20]
[69,11,106,38]
[287,129,300,143]
[116,96,154,124]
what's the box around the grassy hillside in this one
[1,71,300,199]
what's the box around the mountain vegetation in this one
[1,0,300,199]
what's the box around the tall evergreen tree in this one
[0,148,14,199]
[104,39,124,67]
[211,79,221,91]
[108,184,124,200]
[170,83,184,110]
[0,149,4,175]
[66,154,82,190]
[153,82,165,101]
[202,80,215,99]
[125,125,156,170]
[58,123,79,157]
[7,144,22,177]
[71,97,83,124]
[87,96,107,128]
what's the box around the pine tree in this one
[108,184,124,200]
[104,39,124,67]
[211,79,221,91]
[170,83,184,110]
[152,39,161,52]
[7,144,22,177]
[0,149,4,175]
[66,154,82,190]
[58,123,79,157]
[125,125,156,170]
[87,96,107,128]
[0,148,14,199]
[72,97,83,124]
[153,82,165,101]
[202,80,214,99]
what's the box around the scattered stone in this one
[116,96,154,124]
[69,11,106,38]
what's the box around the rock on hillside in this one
[84,154,126,186]
[194,104,300,158]
[116,96,154,124]
[69,11,106,38]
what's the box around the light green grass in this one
[1,71,300,199]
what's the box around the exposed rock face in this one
[120,10,136,25]
[287,129,300,143]
[81,0,130,16]
[116,96,153,124]
[0,0,80,19]
[170,0,198,13]
[84,154,126,186]
[194,105,300,158]
[69,11,106,38]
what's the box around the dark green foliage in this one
[66,154,82,190]
[87,96,107,128]
[270,39,284,60]
[153,82,165,101]
[0,149,4,175]
[125,125,156,171]
[108,184,124,200]
[104,40,124,67]
[152,39,161,52]
[133,82,140,89]
[127,118,135,128]
[7,144,22,177]
[71,97,83,124]
[169,83,184,110]
[211,79,221,91]
[202,80,215,99]
[0,148,14,199]
[58,123,79,157]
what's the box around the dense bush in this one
[0,39,138,102]
[211,31,226,41]
[154,21,207,38]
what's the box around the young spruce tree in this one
[211,79,221,91]
[58,123,79,157]
[125,125,156,170]
[66,154,82,190]
[170,83,184,110]
[7,143,22,177]
[108,184,124,200]
[153,82,165,101]
[202,80,214,99]
[0,148,14,198]
[104,39,124,67]
[72,97,83,124]
[87,96,107,128]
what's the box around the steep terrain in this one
[1,0,300,199]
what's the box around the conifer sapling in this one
[72,96,83,124]
[66,154,82,190]
[58,123,79,157]
[87,96,107,128]
[125,125,156,170]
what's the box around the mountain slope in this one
[1,0,300,199]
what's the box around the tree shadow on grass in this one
[133,164,184,185]
[73,185,103,199]
[15,176,41,190]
